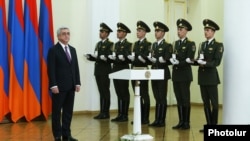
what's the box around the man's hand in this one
[51,87,59,94]
[75,85,80,92]
[127,55,135,61]
[138,55,146,63]
[108,55,116,60]
[83,54,90,59]
[197,60,206,65]
[170,58,179,65]
[90,54,97,58]
[186,58,194,64]
[118,55,125,61]
[159,56,166,63]
[100,55,107,61]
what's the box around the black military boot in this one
[149,104,161,127]
[200,108,212,132]
[111,100,123,122]
[98,99,110,119]
[117,100,129,122]
[181,106,190,130]
[93,98,105,119]
[211,108,218,125]
[156,104,167,127]
[172,106,184,129]
[141,104,150,124]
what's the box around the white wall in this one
[50,0,224,111]
[223,0,250,124]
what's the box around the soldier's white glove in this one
[108,55,116,60]
[159,56,166,63]
[118,55,125,61]
[197,59,206,65]
[151,57,156,63]
[138,55,146,63]
[186,58,194,64]
[147,56,151,60]
[127,55,135,61]
[169,58,175,65]
[90,54,97,58]
[174,59,179,65]
[170,58,179,65]
[147,56,156,63]
[84,54,90,59]
[100,55,107,61]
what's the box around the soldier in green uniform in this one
[110,22,132,122]
[195,19,224,132]
[147,21,173,127]
[128,20,152,124]
[85,23,114,119]
[170,19,196,130]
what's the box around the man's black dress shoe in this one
[54,137,61,141]
[62,136,78,141]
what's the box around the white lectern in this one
[109,69,164,141]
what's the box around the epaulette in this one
[214,40,222,44]
[127,41,132,44]
[106,39,113,43]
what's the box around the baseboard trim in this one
[72,103,223,115]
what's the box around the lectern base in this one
[120,134,154,141]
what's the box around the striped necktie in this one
[65,46,71,62]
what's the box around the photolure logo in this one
[204,125,250,141]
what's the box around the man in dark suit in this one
[170,19,196,130]
[47,27,81,141]
[128,20,152,124]
[85,23,114,119]
[194,19,224,132]
[147,21,173,127]
[110,22,132,122]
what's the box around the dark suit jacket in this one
[149,39,173,80]
[87,39,113,76]
[131,38,152,68]
[47,42,81,92]
[112,39,132,72]
[172,38,196,82]
[196,39,224,85]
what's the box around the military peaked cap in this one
[203,19,220,31]
[137,20,151,32]
[153,21,169,32]
[100,23,113,32]
[176,18,192,31]
[117,22,131,33]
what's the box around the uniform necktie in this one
[65,46,71,62]
[179,40,182,46]
[205,41,209,49]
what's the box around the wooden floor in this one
[0,105,222,141]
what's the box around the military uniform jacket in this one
[87,39,114,76]
[150,39,173,79]
[172,38,196,82]
[112,39,132,72]
[131,38,151,68]
[197,39,224,85]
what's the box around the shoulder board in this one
[127,41,132,44]
[214,40,222,44]
[106,39,113,43]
